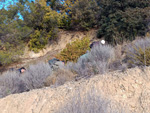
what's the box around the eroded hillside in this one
[3,29,98,70]
[0,67,150,113]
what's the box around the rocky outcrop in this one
[0,67,150,113]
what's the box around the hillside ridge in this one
[0,67,150,113]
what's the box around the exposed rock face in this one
[0,67,150,113]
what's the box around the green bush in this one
[0,49,23,66]
[0,51,12,65]
[29,30,51,53]
[0,40,24,66]
[56,37,90,62]
[66,0,100,30]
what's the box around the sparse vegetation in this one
[1,37,150,99]
[22,62,52,90]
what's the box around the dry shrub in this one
[128,46,150,66]
[0,62,52,98]
[22,62,52,89]
[109,60,126,72]
[0,71,28,98]
[126,38,150,67]
[44,68,76,87]
[66,44,115,78]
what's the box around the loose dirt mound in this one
[0,67,150,113]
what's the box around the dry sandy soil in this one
[0,29,98,72]
[0,67,150,113]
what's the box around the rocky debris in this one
[0,67,150,113]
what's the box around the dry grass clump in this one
[44,68,76,87]
[125,38,150,67]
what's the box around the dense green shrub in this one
[29,30,48,52]
[56,37,90,62]
[43,10,71,29]
[0,42,23,66]
[0,51,13,65]
[28,28,57,52]
[69,0,100,30]
[97,0,150,44]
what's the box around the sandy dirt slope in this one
[1,29,98,71]
[0,67,150,113]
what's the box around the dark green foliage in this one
[28,29,57,52]
[69,0,100,30]
[97,0,150,44]
[0,7,29,65]
[0,0,150,66]
[55,0,101,30]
